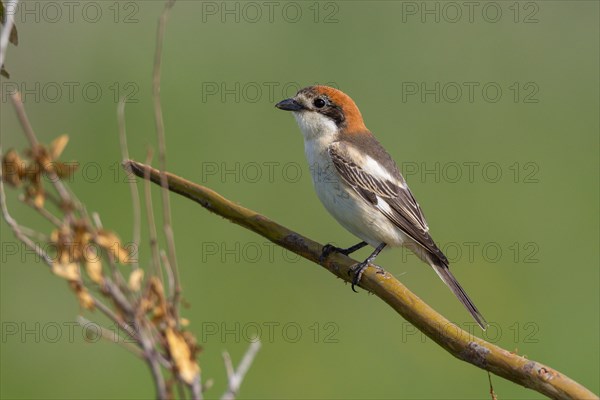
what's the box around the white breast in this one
[301,133,407,249]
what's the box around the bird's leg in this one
[349,243,387,292]
[319,241,368,263]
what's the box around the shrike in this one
[276,85,487,329]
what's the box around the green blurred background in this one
[1,1,598,399]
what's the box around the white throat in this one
[293,111,339,143]
[292,111,340,184]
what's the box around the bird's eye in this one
[313,98,326,108]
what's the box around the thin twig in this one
[9,92,72,205]
[77,316,144,359]
[117,98,141,270]
[160,249,175,306]
[9,224,49,242]
[125,160,599,400]
[191,374,203,400]
[221,340,262,400]
[91,212,103,229]
[139,327,168,400]
[488,371,498,400]
[25,200,63,227]
[222,352,234,387]
[143,149,162,280]
[105,252,122,291]
[152,0,181,318]
[91,296,139,344]
[103,278,135,316]
[9,92,38,147]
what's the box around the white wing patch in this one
[343,145,404,189]
[364,155,405,188]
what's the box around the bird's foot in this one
[348,262,385,293]
[319,244,342,263]
[349,261,369,292]
[319,241,368,263]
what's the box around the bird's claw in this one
[348,262,385,292]
[348,262,368,292]
[319,243,342,263]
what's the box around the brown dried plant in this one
[0,1,260,399]
[0,93,206,399]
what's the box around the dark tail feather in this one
[431,263,488,330]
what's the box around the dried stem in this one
[125,160,598,400]
[3,92,190,399]
[221,340,262,400]
[160,249,175,303]
[191,374,203,400]
[143,148,163,280]
[27,200,62,226]
[10,92,72,205]
[9,91,38,147]
[91,296,139,344]
[139,327,168,400]
[117,98,141,270]
[488,371,498,400]
[1,0,231,397]
[77,316,144,359]
[152,0,181,318]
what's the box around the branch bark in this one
[124,159,598,400]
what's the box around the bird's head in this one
[276,86,367,140]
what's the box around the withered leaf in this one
[96,230,131,264]
[166,327,200,384]
[70,282,95,310]
[148,277,167,321]
[128,269,144,291]
[49,134,69,160]
[78,287,95,310]
[32,188,45,209]
[113,245,132,265]
[2,149,25,186]
[85,250,104,285]
[95,230,120,249]
[52,261,80,281]
[54,161,79,178]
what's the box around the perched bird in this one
[275,85,487,329]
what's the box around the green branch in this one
[124,159,598,400]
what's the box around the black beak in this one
[275,98,304,111]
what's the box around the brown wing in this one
[328,141,448,265]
